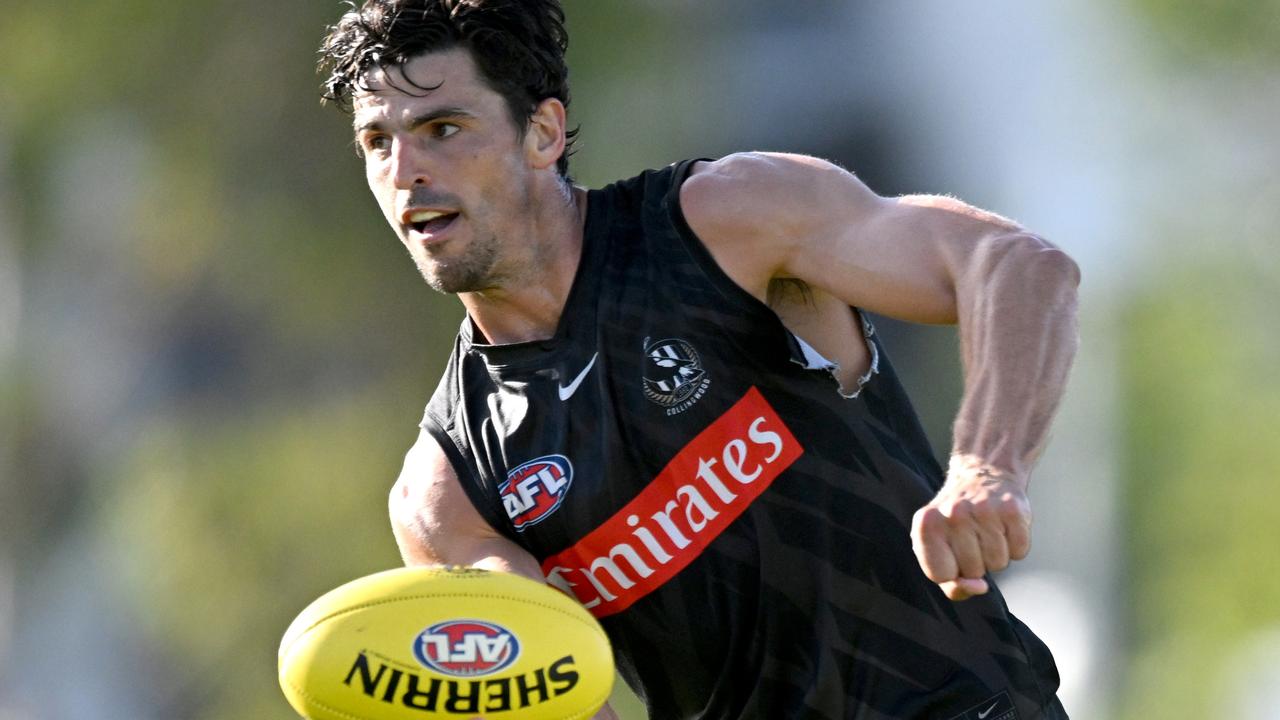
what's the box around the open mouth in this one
[406,210,460,236]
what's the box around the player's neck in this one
[461,183,588,345]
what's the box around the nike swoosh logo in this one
[558,352,599,401]
[977,701,1000,719]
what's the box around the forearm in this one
[950,232,1080,482]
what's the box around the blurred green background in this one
[1,1,1278,718]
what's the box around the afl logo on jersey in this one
[500,454,573,531]
[643,337,712,415]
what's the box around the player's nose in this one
[389,138,433,189]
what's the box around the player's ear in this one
[524,97,567,171]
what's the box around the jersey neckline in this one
[459,187,606,368]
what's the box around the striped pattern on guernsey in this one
[421,160,1068,719]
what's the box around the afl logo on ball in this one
[412,620,520,677]
[643,337,711,415]
[500,454,573,531]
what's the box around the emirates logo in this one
[542,387,803,618]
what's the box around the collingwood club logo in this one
[643,337,711,415]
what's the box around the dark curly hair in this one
[319,0,577,177]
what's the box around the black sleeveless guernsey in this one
[421,160,1067,720]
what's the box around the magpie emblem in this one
[643,337,711,415]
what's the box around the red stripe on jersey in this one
[542,387,803,617]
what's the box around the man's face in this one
[352,48,534,294]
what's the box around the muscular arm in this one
[390,429,544,577]
[681,152,1080,600]
[390,430,621,719]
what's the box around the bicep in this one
[682,152,1022,324]
[786,196,964,323]
[390,429,544,582]
[790,192,1041,324]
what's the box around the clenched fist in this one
[911,454,1033,601]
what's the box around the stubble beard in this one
[414,231,502,294]
[413,174,544,295]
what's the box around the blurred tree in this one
[101,393,410,719]
[1115,1,1280,717]
[1127,0,1280,62]
[1119,249,1280,718]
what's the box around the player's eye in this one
[365,135,392,152]
[431,123,460,139]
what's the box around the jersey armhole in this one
[662,158,789,320]
[664,158,885,392]
[419,410,528,549]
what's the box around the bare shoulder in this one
[678,153,884,296]
[681,153,879,232]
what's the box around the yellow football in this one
[279,567,614,719]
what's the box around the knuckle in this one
[914,507,944,534]
[970,500,999,523]
[997,501,1027,523]
[945,500,974,523]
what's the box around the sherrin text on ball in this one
[279,566,614,719]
